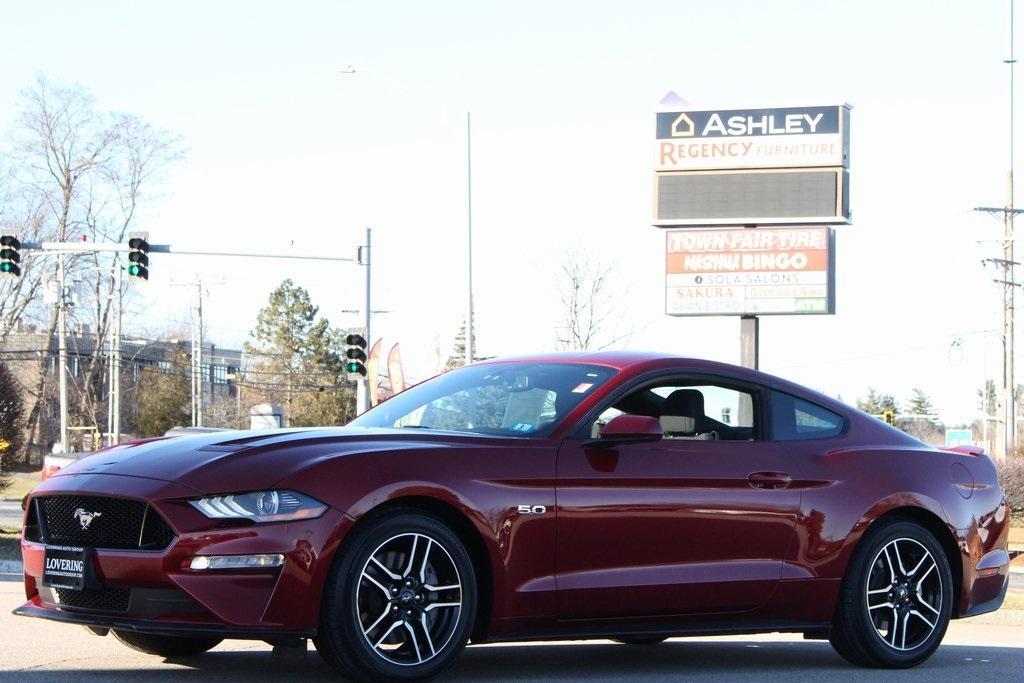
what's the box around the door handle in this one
[747,471,792,489]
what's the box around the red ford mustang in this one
[15,352,1011,681]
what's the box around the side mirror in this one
[586,414,663,446]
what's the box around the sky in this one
[0,0,1018,424]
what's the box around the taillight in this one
[40,465,60,480]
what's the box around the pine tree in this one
[445,319,470,371]
[856,388,899,415]
[906,388,936,417]
[134,349,191,437]
[245,279,354,426]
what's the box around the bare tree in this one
[2,75,183,457]
[0,183,48,342]
[555,251,628,351]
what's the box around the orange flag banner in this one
[366,339,383,407]
[387,343,405,395]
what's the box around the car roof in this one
[474,351,850,413]
[475,350,782,382]
[475,350,694,370]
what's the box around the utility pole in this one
[466,112,475,365]
[193,279,205,427]
[102,264,124,446]
[976,0,1021,460]
[56,252,69,453]
[171,277,209,427]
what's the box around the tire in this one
[314,510,477,682]
[829,519,953,668]
[111,630,222,657]
[613,636,668,645]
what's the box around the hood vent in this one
[197,430,305,452]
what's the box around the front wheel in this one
[315,510,477,682]
[830,519,953,668]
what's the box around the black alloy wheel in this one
[315,510,477,682]
[830,519,953,668]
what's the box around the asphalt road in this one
[0,575,1021,682]
[0,501,25,529]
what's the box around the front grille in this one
[34,495,176,551]
[55,586,130,612]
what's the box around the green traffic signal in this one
[128,263,148,280]
[0,235,21,278]
[343,330,368,380]
[127,233,151,281]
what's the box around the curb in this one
[962,609,1024,627]
[0,560,22,574]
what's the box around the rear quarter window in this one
[771,390,844,440]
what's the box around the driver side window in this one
[592,379,758,441]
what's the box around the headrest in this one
[659,389,705,435]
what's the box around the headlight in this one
[189,490,327,523]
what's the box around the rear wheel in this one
[315,510,477,682]
[111,630,222,657]
[830,519,952,668]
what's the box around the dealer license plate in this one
[41,545,93,591]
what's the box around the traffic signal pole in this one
[113,263,122,444]
[18,239,364,435]
[18,241,358,262]
[364,227,372,415]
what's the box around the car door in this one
[554,374,801,619]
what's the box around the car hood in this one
[51,427,465,495]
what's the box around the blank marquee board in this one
[653,104,851,227]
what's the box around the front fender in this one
[273,444,558,626]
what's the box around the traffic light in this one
[127,233,150,281]
[0,235,21,278]
[883,409,896,426]
[344,331,368,380]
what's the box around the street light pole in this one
[1007,0,1017,455]
[466,111,475,365]
[357,227,372,415]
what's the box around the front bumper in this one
[12,601,316,640]
[15,474,354,635]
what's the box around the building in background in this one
[0,322,241,458]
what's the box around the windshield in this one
[349,362,616,437]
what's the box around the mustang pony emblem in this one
[73,508,102,530]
